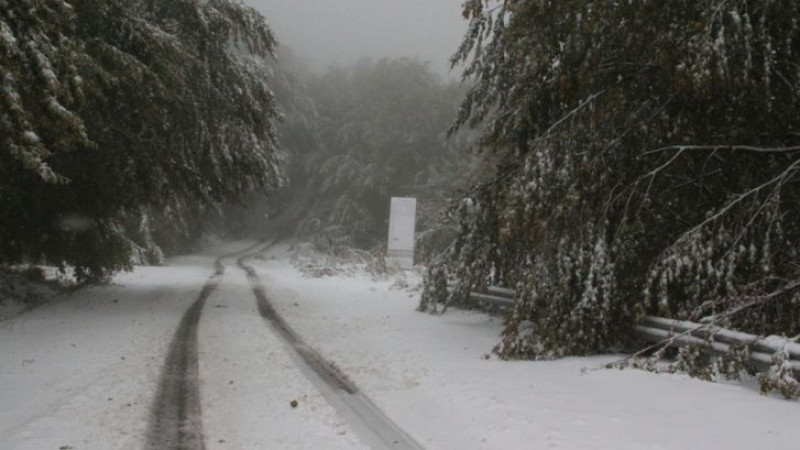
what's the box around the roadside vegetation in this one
[418,0,800,395]
[1,0,283,281]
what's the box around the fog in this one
[244,0,468,78]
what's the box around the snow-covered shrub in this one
[289,241,401,279]
[759,351,800,399]
[289,242,346,278]
[0,267,64,321]
[620,342,799,399]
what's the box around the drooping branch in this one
[644,145,800,155]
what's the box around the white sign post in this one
[387,197,417,269]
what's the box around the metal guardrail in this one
[467,286,516,312]
[468,287,800,376]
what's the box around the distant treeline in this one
[270,52,478,259]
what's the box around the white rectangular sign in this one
[387,197,417,269]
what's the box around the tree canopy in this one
[422,0,800,369]
[1,0,283,279]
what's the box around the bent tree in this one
[1,0,283,280]
[422,0,800,389]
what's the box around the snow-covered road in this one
[2,241,799,450]
[0,253,213,450]
[0,242,371,450]
[253,244,800,450]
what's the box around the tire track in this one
[237,251,427,450]
[145,242,269,450]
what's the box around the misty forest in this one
[3,1,800,443]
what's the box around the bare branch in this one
[538,90,607,140]
[642,147,687,201]
[644,144,800,156]
[665,157,800,250]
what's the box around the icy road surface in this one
[1,240,799,450]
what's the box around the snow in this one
[1,241,798,450]
[0,258,213,450]
[0,20,17,49]
[47,96,70,119]
[0,268,69,322]
[251,244,800,450]
[198,266,368,450]
[21,131,40,145]
[0,244,367,450]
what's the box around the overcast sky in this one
[243,0,469,78]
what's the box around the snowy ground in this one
[0,254,213,450]
[0,267,68,322]
[252,244,800,450]
[0,243,366,450]
[1,241,798,450]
